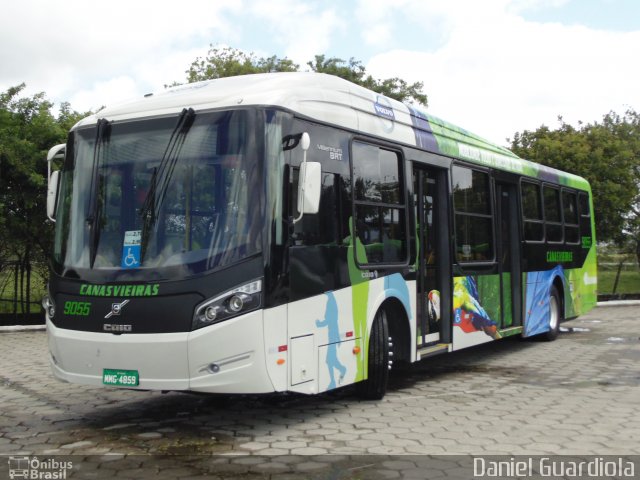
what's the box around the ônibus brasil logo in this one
[8,456,73,479]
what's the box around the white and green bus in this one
[44,73,597,399]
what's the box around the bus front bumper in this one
[46,309,276,394]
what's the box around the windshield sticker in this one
[121,230,141,269]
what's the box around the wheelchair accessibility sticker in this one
[121,230,141,269]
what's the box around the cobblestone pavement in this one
[0,306,638,478]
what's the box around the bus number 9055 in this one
[63,301,91,316]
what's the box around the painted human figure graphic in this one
[453,277,502,339]
[316,292,347,390]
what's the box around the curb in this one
[0,324,46,332]
[596,300,640,307]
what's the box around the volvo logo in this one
[104,299,130,319]
[103,324,132,332]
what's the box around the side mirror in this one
[47,170,60,221]
[293,133,321,223]
[297,161,322,215]
[46,144,65,222]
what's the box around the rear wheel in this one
[356,309,390,400]
[542,286,561,341]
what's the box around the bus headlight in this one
[192,279,262,330]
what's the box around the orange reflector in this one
[277,358,285,365]
[352,346,361,355]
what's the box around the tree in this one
[178,46,299,86]
[308,55,427,106]
[510,110,640,256]
[175,47,428,107]
[0,84,86,317]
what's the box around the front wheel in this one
[356,309,390,400]
[542,286,562,341]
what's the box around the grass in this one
[0,268,47,314]
[597,262,640,295]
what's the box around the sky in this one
[1,0,639,146]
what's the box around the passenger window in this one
[578,192,590,217]
[452,166,493,262]
[352,142,406,265]
[562,190,579,244]
[543,186,562,242]
[521,181,544,242]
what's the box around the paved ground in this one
[0,305,638,478]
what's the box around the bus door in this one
[495,181,522,328]
[414,165,450,348]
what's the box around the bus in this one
[44,72,597,399]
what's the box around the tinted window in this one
[562,190,579,244]
[452,166,493,263]
[452,166,490,214]
[579,192,590,217]
[543,187,561,223]
[562,190,578,225]
[353,143,401,204]
[521,181,544,242]
[352,142,406,265]
[522,182,542,220]
[355,206,406,264]
[544,186,562,242]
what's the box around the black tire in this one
[356,308,390,400]
[542,285,562,341]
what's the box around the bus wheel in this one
[542,286,561,341]
[356,308,390,400]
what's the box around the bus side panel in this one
[286,273,414,394]
[263,304,289,392]
[287,285,362,395]
[522,265,563,337]
[451,275,502,351]
[564,247,598,318]
[522,245,597,338]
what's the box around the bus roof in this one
[77,72,589,191]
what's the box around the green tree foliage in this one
[510,110,640,251]
[0,84,86,315]
[308,55,427,106]
[181,46,299,85]
[177,47,428,107]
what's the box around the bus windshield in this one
[53,109,263,281]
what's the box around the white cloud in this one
[2,0,638,147]
[246,0,346,65]
[365,1,640,144]
[69,76,139,112]
[0,0,242,110]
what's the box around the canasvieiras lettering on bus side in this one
[78,284,159,297]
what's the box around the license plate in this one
[103,369,139,387]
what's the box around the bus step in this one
[499,326,523,338]
[417,343,450,360]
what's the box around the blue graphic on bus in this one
[384,273,412,320]
[524,265,564,336]
[316,291,347,390]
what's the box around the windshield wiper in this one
[140,108,196,260]
[87,118,111,268]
